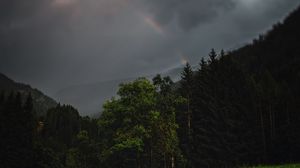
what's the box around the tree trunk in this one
[137,151,141,168]
[269,105,273,140]
[171,155,175,168]
[259,101,267,162]
[150,147,153,168]
[187,95,191,136]
[164,153,167,168]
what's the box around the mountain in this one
[54,65,199,116]
[231,6,300,96]
[55,78,134,116]
[0,73,57,116]
[172,5,300,167]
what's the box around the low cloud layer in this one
[142,0,236,30]
[0,0,299,96]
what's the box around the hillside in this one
[183,5,300,166]
[231,6,300,95]
[0,73,57,116]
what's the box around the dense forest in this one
[1,5,300,168]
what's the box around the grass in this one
[243,164,300,168]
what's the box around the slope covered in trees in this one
[0,91,101,168]
[0,92,35,168]
[0,73,57,116]
[175,6,300,167]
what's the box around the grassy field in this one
[243,164,300,168]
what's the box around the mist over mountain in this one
[0,73,57,116]
[55,78,134,116]
[54,65,198,116]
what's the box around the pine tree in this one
[0,91,4,104]
[208,48,217,64]
[178,63,194,167]
[220,49,225,59]
[181,63,193,134]
[22,93,35,167]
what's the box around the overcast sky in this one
[0,0,299,96]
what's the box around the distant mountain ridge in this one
[54,65,199,116]
[55,78,134,116]
[0,73,57,116]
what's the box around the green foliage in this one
[39,104,102,168]
[242,164,300,168]
[66,148,80,168]
[65,130,100,168]
[98,77,183,168]
[34,143,64,168]
[44,104,80,147]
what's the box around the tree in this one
[44,104,80,147]
[219,49,225,59]
[98,78,157,168]
[208,48,217,64]
[153,75,183,168]
[98,78,182,168]
[20,93,35,167]
[177,63,194,167]
[33,143,64,168]
[188,53,261,167]
[66,130,100,168]
[0,92,35,168]
[180,63,193,134]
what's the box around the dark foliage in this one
[0,92,35,168]
[175,6,300,167]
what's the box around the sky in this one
[0,0,299,96]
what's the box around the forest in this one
[1,5,300,168]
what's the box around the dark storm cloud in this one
[142,0,236,31]
[0,0,40,23]
[231,0,300,33]
[0,0,299,99]
[0,0,77,89]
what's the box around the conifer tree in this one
[208,48,217,64]
[178,63,194,167]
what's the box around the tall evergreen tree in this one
[208,48,217,64]
[178,63,194,167]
